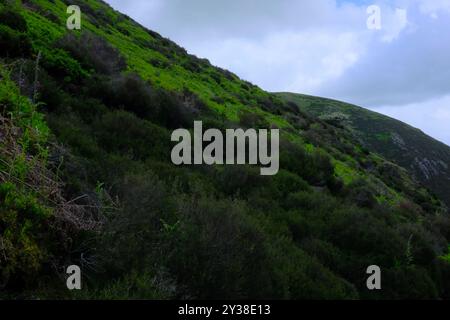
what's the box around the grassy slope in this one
[0,64,55,295]
[277,92,450,207]
[24,0,290,125]
[1,0,449,299]
[21,0,429,207]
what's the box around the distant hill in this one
[277,92,450,207]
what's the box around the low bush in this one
[0,5,27,32]
[347,179,377,208]
[94,110,171,161]
[0,25,32,58]
[57,31,126,75]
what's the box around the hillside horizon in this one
[1,0,449,301]
[103,0,450,149]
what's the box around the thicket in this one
[1,1,450,300]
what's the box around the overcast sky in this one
[106,0,450,145]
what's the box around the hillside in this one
[1,0,450,300]
[277,92,450,207]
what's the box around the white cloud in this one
[417,0,450,16]
[380,6,409,42]
[193,31,366,94]
[318,3,450,107]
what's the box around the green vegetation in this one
[0,63,54,294]
[442,246,450,263]
[278,92,450,207]
[1,0,450,300]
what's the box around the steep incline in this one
[1,0,450,299]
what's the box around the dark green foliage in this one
[158,88,197,128]
[94,110,171,161]
[279,92,450,207]
[165,196,273,299]
[182,58,202,73]
[239,110,269,129]
[86,73,194,128]
[40,47,88,81]
[0,5,27,32]
[0,5,34,58]
[382,266,439,299]
[57,31,126,75]
[0,182,51,288]
[99,73,160,118]
[256,95,285,114]
[347,179,377,208]
[1,0,450,300]
[0,25,32,58]
[216,165,263,197]
[280,141,334,186]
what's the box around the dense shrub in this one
[239,110,269,129]
[77,270,175,299]
[280,141,334,186]
[256,95,285,114]
[2,2,449,300]
[86,73,193,128]
[106,73,159,119]
[41,47,88,81]
[158,88,195,128]
[271,170,310,197]
[94,110,171,161]
[0,25,32,58]
[267,237,359,299]
[57,31,126,75]
[0,182,52,289]
[165,196,274,299]
[99,174,270,299]
[381,266,439,299]
[215,165,263,197]
[347,179,377,208]
[99,173,172,272]
[0,5,27,32]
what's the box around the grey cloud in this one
[107,0,365,40]
[319,8,450,107]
